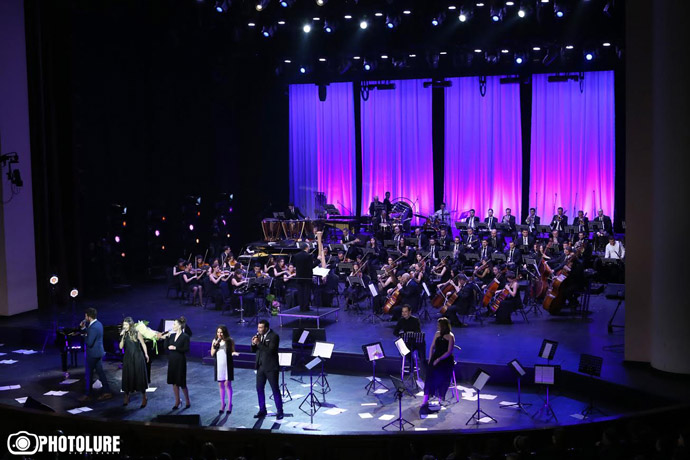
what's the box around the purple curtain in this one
[360,79,434,220]
[444,76,523,224]
[530,71,615,222]
[289,83,356,217]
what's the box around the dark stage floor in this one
[1,281,689,435]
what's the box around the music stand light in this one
[363,342,389,395]
[500,359,532,414]
[465,369,497,425]
[382,375,414,431]
[578,354,606,419]
[531,364,558,422]
[312,341,334,395]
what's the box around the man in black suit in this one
[427,237,440,264]
[488,229,504,252]
[285,203,306,220]
[502,208,517,239]
[485,208,498,230]
[550,207,568,232]
[478,239,493,261]
[388,274,421,321]
[79,307,112,401]
[574,210,589,234]
[465,209,480,230]
[413,227,428,251]
[517,228,535,252]
[463,228,480,252]
[505,240,522,267]
[292,242,314,311]
[251,319,284,419]
[437,228,453,250]
[593,209,613,250]
[524,207,540,234]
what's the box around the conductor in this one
[251,319,284,420]
[292,242,315,311]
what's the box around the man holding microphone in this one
[251,319,284,420]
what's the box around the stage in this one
[0,279,688,440]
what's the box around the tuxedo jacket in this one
[85,320,105,359]
[550,215,569,230]
[251,330,280,373]
[462,234,480,251]
[523,215,541,226]
[465,216,480,228]
[484,216,498,229]
[594,215,613,234]
[505,247,523,265]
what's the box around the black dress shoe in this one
[253,411,267,418]
[276,411,284,420]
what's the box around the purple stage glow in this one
[289,82,356,216]
[529,71,615,221]
[444,76,523,225]
[360,79,434,220]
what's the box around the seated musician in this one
[427,237,441,264]
[251,263,269,279]
[433,202,451,228]
[413,227,429,251]
[604,236,625,260]
[550,207,568,232]
[430,256,451,288]
[463,227,480,253]
[173,258,186,295]
[488,229,504,252]
[378,257,398,292]
[263,256,276,275]
[374,210,392,240]
[575,210,589,234]
[505,240,523,268]
[494,271,521,325]
[393,304,426,363]
[414,252,428,275]
[282,264,298,309]
[313,268,339,308]
[392,225,405,248]
[219,246,232,268]
[546,230,564,257]
[442,274,473,327]
[285,203,306,220]
[344,262,370,309]
[483,264,506,291]
[502,208,517,238]
[524,208,540,234]
[573,232,593,262]
[208,264,231,310]
[478,239,494,261]
[411,262,426,285]
[484,208,498,231]
[451,236,464,261]
[437,228,452,250]
[593,209,613,250]
[182,262,203,306]
[388,273,421,321]
[473,259,493,285]
[518,228,535,252]
[270,258,289,299]
[465,209,480,231]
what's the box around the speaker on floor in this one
[154,414,200,426]
[24,396,55,412]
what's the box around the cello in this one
[542,252,575,314]
[383,284,402,314]
[439,276,463,314]
[432,278,456,309]
[482,266,507,308]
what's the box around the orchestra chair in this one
[461,284,485,326]
[448,345,462,403]
[166,268,181,299]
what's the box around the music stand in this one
[363,283,383,324]
[273,352,293,402]
[298,357,322,428]
[455,221,468,231]
[290,328,326,384]
[363,342,389,395]
[605,284,625,334]
[312,341,334,395]
[491,253,506,263]
[395,337,420,394]
[418,283,432,322]
[464,253,479,264]
[466,369,497,425]
[383,239,397,249]
[273,212,285,219]
[346,276,366,313]
[531,364,558,422]
[537,224,551,236]
[538,339,558,363]
[382,375,414,431]
[579,354,605,418]
[439,251,454,260]
[516,225,529,233]
[500,359,532,413]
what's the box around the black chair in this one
[166,267,181,299]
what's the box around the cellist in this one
[494,271,521,324]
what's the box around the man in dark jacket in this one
[293,242,315,311]
[251,319,284,419]
[79,307,112,401]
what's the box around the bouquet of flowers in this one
[134,320,160,354]
[266,295,281,316]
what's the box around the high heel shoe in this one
[185,403,191,409]
[226,405,232,414]
[172,400,180,410]
[219,404,226,414]
[140,397,147,409]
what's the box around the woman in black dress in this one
[119,317,149,408]
[164,317,191,410]
[421,317,456,407]
[210,325,236,414]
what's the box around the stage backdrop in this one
[529,71,615,222]
[360,79,434,220]
[289,82,356,217]
[444,76,523,224]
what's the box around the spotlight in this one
[565,45,574,49]
[490,7,503,22]
[585,52,594,61]
[299,66,307,74]
[49,275,59,285]
[555,10,564,17]
[374,12,383,17]
[214,0,229,13]
[121,252,126,258]
[506,1,515,5]
[279,0,294,7]
[155,230,161,237]
[459,13,467,22]
[70,289,79,299]
[316,0,327,5]
[364,62,371,71]
[515,57,523,64]
[518,8,526,17]
[114,235,121,243]
[122,221,127,227]
[402,10,411,15]
[261,25,276,37]
[303,24,312,33]
[344,14,352,19]
[359,20,368,29]
[385,15,399,29]
[324,21,335,33]
[255,0,268,11]
[602,42,611,47]
[189,224,195,231]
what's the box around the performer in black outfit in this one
[442,275,474,327]
[251,319,284,420]
[119,317,149,408]
[285,203,306,220]
[163,317,191,410]
[393,304,426,364]
[292,242,315,311]
[421,317,455,407]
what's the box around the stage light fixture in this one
[364,62,371,71]
[385,15,399,29]
[303,24,312,33]
[324,21,335,33]
[114,235,121,243]
[585,52,594,61]
[533,46,541,51]
[514,52,525,64]
[602,42,611,47]
[344,14,352,19]
[70,289,79,298]
[515,57,523,64]
[49,275,59,285]
[474,48,482,53]
[448,5,457,10]
[476,2,485,6]
[277,20,285,25]
[121,252,126,258]
[374,12,383,17]
[255,0,268,11]
[155,230,161,237]
[491,7,503,22]
[359,20,368,29]
[459,13,467,22]
[261,25,276,37]
[214,0,229,13]
[316,0,327,5]
[279,0,294,7]
[554,2,565,18]
[518,8,526,17]
[284,59,292,63]
[565,45,574,49]
[189,224,195,231]
[353,56,361,60]
[248,22,256,27]
[299,66,307,74]
[319,57,327,62]
[506,1,515,5]
[402,10,411,15]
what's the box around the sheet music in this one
[368,283,378,297]
[298,330,309,344]
[473,372,490,391]
[395,338,410,356]
[313,267,330,277]
[541,343,552,359]
[278,352,292,367]
[535,365,555,384]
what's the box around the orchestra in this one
[166,199,623,326]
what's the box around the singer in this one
[251,319,284,420]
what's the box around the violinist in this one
[195,255,209,272]
[430,256,451,287]
[173,258,186,297]
[282,263,299,309]
[451,236,463,262]
[182,262,204,306]
[524,208,540,234]
[344,262,370,309]
[473,259,493,285]
[550,207,568,232]
[575,210,589,234]
[271,258,289,299]
[208,264,231,310]
[414,253,428,274]
[378,257,398,292]
[263,256,276,275]
[251,264,269,279]
[411,262,426,285]
[442,273,473,327]
[219,246,232,268]
[494,271,521,324]
[224,253,237,271]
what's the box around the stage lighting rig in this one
[262,25,276,37]
[423,79,452,89]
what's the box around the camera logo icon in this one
[7,431,39,455]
